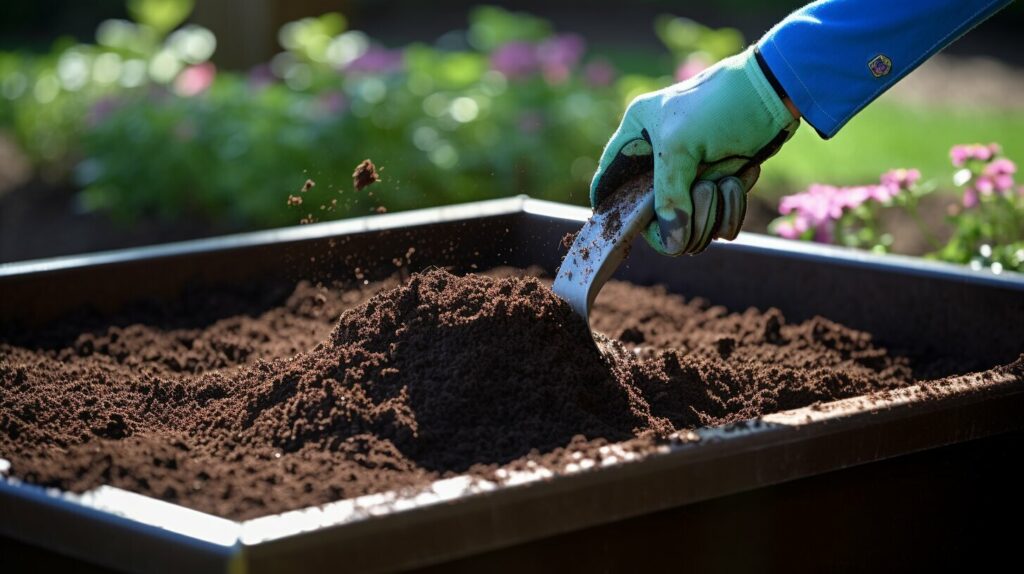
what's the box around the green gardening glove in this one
[590,47,800,255]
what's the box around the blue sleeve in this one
[757,0,1012,138]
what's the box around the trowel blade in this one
[552,173,655,339]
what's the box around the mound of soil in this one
[1,268,1018,520]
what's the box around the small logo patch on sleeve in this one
[868,54,892,78]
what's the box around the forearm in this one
[757,0,1012,137]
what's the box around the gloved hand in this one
[590,47,800,255]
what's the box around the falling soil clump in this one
[1,268,1018,520]
[353,159,380,191]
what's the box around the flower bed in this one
[770,143,1024,273]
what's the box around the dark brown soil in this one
[352,159,381,192]
[1,268,1018,520]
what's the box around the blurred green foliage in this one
[655,15,744,63]
[0,4,680,225]
[763,101,1024,193]
[0,1,1021,274]
[127,0,194,35]
[468,6,552,50]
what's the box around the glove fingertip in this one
[734,165,761,193]
[683,181,718,254]
[716,178,747,240]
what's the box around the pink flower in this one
[809,184,847,219]
[963,186,979,208]
[773,212,817,240]
[880,168,920,191]
[952,144,1015,208]
[675,53,709,82]
[490,35,589,84]
[869,184,898,203]
[345,48,403,74]
[837,185,873,208]
[983,158,1017,192]
[962,157,1018,204]
[779,185,834,220]
[975,177,995,195]
[950,146,970,167]
[777,195,799,215]
[491,42,540,79]
[986,157,1016,175]
[792,215,810,234]
[583,58,616,88]
[774,219,800,239]
[538,34,585,85]
[777,184,844,243]
[174,62,216,97]
[950,143,1002,167]
[775,170,919,244]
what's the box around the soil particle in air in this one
[1,268,1019,520]
[353,159,380,192]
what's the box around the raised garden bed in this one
[1,197,1023,573]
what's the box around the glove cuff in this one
[753,46,790,104]
[740,46,796,133]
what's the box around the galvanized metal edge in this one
[0,196,530,277]
[0,477,242,573]
[4,195,1020,289]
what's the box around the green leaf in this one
[402,46,485,89]
[654,15,744,62]
[468,5,551,51]
[278,13,347,62]
[127,0,195,36]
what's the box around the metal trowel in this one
[552,173,655,348]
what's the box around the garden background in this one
[2,0,1022,269]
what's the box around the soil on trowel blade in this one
[1,268,1019,520]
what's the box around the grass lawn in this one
[759,98,1024,200]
